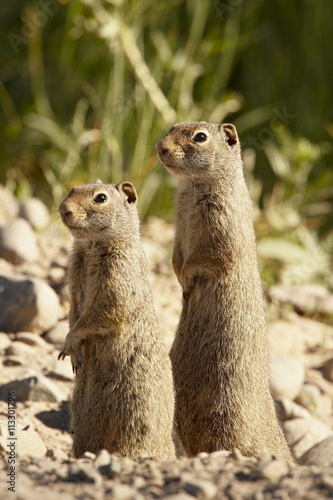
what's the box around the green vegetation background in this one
[1,0,332,287]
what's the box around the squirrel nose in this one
[156,143,169,159]
[155,139,168,154]
[59,203,72,221]
[159,148,168,156]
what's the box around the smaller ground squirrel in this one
[156,122,294,462]
[58,180,175,460]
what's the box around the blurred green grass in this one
[1,0,332,287]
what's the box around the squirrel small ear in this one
[94,179,103,184]
[220,123,238,146]
[116,182,137,204]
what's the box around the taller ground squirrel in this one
[58,180,175,459]
[156,122,293,462]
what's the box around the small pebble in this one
[184,478,218,498]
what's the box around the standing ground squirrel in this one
[58,180,175,459]
[156,122,293,462]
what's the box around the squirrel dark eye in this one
[193,132,207,143]
[93,193,108,204]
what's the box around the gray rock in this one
[16,426,48,458]
[6,342,35,358]
[3,373,65,402]
[82,451,96,460]
[0,272,60,333]
[0,185,19,223]
[110,458,123,477]
[184,479,218,498]
[269,316,332,359]
[257,459,289,482]
[275,398,312,422]
[268,320,305,358]
[295,383,321,415]
[107,484,136,499]
[164,496,195,500]
[3,355,23,366]
[282,418,309,446]
[270,356,305,400]
[19,198,50,230]
[282,416,332,459]
[322,358,333,382]
[47,358,75,381]
[15,331,49,348]
[0,332,12,353]
[298,435,333,466]
[94,449,112,475]
[0,218,39,264]
[46,447,68,461]
[268,284,333,316]
[44,320,69,345]
[67,463,102,485]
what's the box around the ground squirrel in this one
[156,122,293,462]
[58,180,175,459]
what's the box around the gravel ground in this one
[0,188,333,499]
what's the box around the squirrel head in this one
[156,122,242,182]
[59,181,139,242]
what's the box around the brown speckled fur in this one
[58,181,175,459]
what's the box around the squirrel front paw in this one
[58,332,82,372]
[70,346,83,374]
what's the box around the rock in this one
[107,484,137,499]
[0,332,12,352]
[16,426,48,458]
[290,316,333,351]
[47,358,75,381]
[6,342,35,358]
[108,456,123,477]
[19,198,50,230]
[0,272,60,333]
[257,459,289,482]
[270,357,305,400]
[46,447,68,461]
[15,331,49,348]
[165,496,196,500]
[94,449,112,475]
[295,383,321,415]
[67,463,102,485]
[3,373,65,402]
[0,218,39,264]
[268,316,333,359]
[268,284,333,316]
[184,478,218,498]
[0,184,19,223]
[3,355,23,366]
[268,320,305,358]
[298,435,333,466]
[44,320,68,345]
[282,417,332,459]
[282,418,309,446]
[322,358,333,382]
[275,398,312,422]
